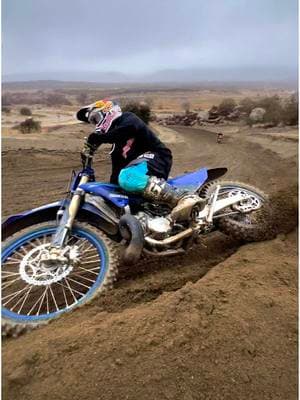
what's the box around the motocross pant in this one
[118,151,173,195]
[118,152,196,217]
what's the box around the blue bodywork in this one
[80,183,131,208]
[167,168,208,191]
[2,167,209,237]
[2,199,119,240]
[80,167,208,208]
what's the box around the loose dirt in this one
[2,122,298,400]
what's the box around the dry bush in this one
[20,107,32,116]
[282,94,298,126]
[217,98,236,116]
[241,95,297,126]
[181,101,191,113]
[256,96,283,126]
[45,93,72,107]
[239,97,256,115]
[122,101,151,124]
[18,118,41,134]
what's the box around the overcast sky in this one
[2,0,298,80]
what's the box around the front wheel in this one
[2,221,119,337]
[199,180,275,242]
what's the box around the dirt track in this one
[2,123,298,400]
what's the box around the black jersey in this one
[87,112,172,183]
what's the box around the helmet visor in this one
[88,110,105,125]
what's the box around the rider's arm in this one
[87,123,136,148]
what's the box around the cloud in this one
[2,0,298,78]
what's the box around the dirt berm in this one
[2,124,298,400]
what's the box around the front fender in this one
[2,200,119,241]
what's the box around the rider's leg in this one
[118,161,201,222]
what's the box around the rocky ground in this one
[2,121,298,400]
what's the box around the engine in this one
[135,212,173,239]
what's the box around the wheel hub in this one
[19,244,80,286]
[228,189,261,213]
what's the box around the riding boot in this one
[142,177,203,222]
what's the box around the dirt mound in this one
[3,231,297,400]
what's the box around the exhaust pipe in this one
[119,215,144,265]
[145,227,197,247]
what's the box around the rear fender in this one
[206,168,228,182]
[2,201,119,241]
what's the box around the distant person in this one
[217,132,224,144]
[77,99,200,220]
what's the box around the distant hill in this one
[2,67,298,90]
[2,66,297,86]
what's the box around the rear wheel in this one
[2,221,119,337]
[199,180,275,241]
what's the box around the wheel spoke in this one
[78,241,93,252]
[80,260,100,266]
[6,257,22,263]
[77,266,100,275]
[66,277,91,290]
[2,276,22,290]
[81,254,99,260]
[3,285,31,305]
[70,272,96,284]
[63,278,81,301]
[45,289,50,314]
[16,286,34,314]
[37,287,48,316]
[49,285,59,312]
[59,282,69,309]
[35,238,43,246]
[26,287,47,315]
[74,238,87,249]
[2,271,20,277]
[13,250,26,259]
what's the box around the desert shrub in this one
[2,92,40,105]
[18,118,41,134]
[20,107,32,116]
[239,97,256,115]
[122,101,151,124]
[257,95,283,125]
[282,94,298,126]
[217,98,237,116]
[181,101,191,114]
[2,106,11,114]
[45,93,72,106]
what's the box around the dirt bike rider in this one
[77,99,201,222]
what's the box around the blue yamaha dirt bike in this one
[2,143,272,336]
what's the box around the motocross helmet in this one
[76,99,122,133]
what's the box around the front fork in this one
[51,174,89,248]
